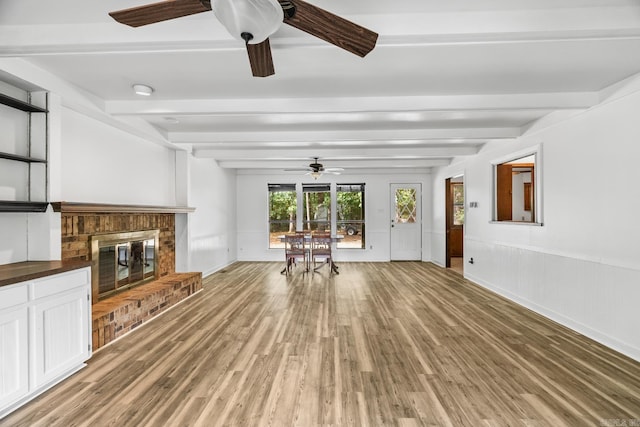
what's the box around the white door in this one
[32,288,90,388]
[390,183,422,260]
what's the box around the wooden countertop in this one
[0,260,91,288]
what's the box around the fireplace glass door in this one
[94,233,158,299]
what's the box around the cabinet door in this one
[32,288,90,388]
[0,307,29,410]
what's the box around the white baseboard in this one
[465,272,640,363]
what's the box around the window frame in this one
[491,144,543,226]
[268,182,367,250]
[301,183,332,233]
[336,183,366,249]
[268,183,298,249]
[451,182,464,226]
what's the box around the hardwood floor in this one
[448,257,463,275]
[3,262,640,426]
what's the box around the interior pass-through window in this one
[493,148,542,225]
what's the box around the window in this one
[394,188,417,223]
[452,183,464,225]
[268,184,297,248]
[337,184,365,249]
[268,183,367,250]
[493,147,542,225]
[302,183,331,232]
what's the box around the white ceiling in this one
[2,0,640,172]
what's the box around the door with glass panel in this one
[390,183,422,260]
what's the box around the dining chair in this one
[310,232,333,274]
[283,233,307,275]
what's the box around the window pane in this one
[395,188,417,223]
[269,222,292,248]
[269,184,297,248]
[337,183,365,249]
[452,184,464,205]
[452,183,464,225]
[453,205,465,226]
[302,184,331,232]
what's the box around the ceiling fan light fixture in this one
[132,84,154,96]
[309,170,322,180]
[213,0,283,44]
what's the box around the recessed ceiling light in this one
[132,84,154,96]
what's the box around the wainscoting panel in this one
[465,237,640,361]
[430,230,446,267]
[238,230,393,262]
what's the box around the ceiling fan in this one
[286,157,344,179]
[109,0,378,77]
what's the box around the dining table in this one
[278,234,343,275]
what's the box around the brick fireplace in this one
[56,206,176,294]
[52,202,201,350]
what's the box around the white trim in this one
[490,143,542,166]
[488,221,543,226]
[491,143,543,225]
[464,235,640,273]
[201,260,236,279]
[465,272,640,363]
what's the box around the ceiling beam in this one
[171,128,519,143]
[193,146,479,160]
[165,139,485,149]
[107,92,599,116]
[216,158,451,169]
[3,6,639,56]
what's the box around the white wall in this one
[236,171,432,262]
[0,82,29,264]
[59,107,176,205]
[179,156,237,276]
[0,214,28,264]
[0,102,30,201]
[431,80,640,361]
[0,205,60,265]
[1,62,237,281]
[58,110,238,277]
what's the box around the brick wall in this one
[60,213,175,277]
[92,272,202,349]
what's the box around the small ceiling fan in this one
[286,157,344,179]
[109,0,378,78]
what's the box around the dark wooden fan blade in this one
[109,0,212,27]
[246,39,275,77]
[281,0,378,57]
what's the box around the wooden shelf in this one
[50,202,195,214]
[0,152,47,163]
[0,93,47,113]
[0,87,49,213]
[0,260,91,288]
[0,201,49,213]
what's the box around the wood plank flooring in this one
[3,262,640,426]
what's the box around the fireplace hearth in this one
[91,230,160,300]
[53,203,197,349]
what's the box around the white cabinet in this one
[32,287,90,389]
[0,266,91,419]
[0,307,29,411]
